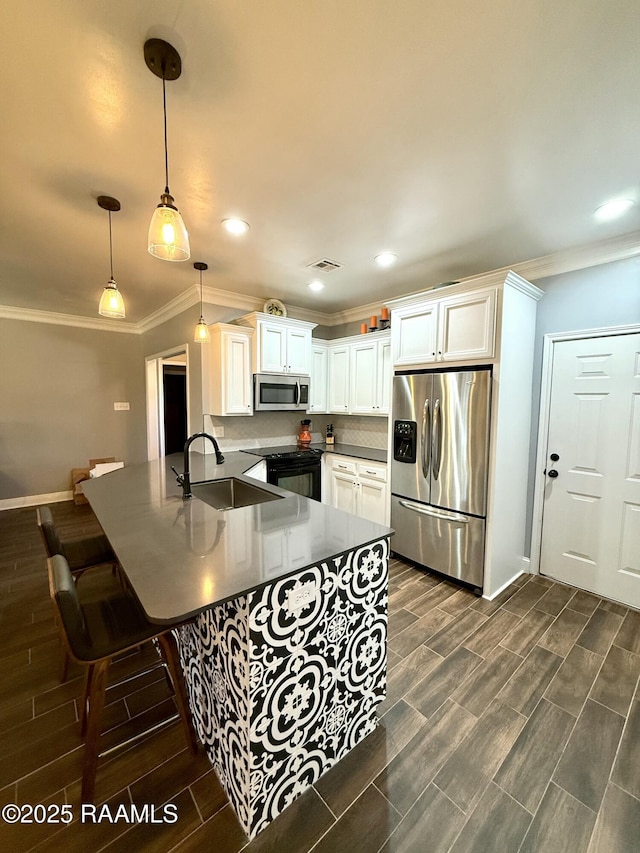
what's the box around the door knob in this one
[548,469,559,478]
[550,453,560,462]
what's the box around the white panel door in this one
[328,345,350,412]
[224,333,252,414]
[331,471,358,514]
[308,345,328,413]
[437,289,496,362]
[539,333,640,607]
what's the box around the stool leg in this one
[157,632,198,754]
[81,658,109,804]
[80,664,94,738]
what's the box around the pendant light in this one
[144,38,190,262]
[193,262,210,343]
[97,196,126,319]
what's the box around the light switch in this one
[114,402,130,411]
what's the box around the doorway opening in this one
[146,346,190,460]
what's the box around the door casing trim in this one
[529,322,640,577]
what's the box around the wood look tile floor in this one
[1,502,640,852]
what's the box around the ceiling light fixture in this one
[221,218,250,235]
[97,196,126,319]
[375,252,398,268]
[594,198,635,221]
[193,262,210,343]
[308,280,325,292]
[145,39,190,262]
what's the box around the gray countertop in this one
[321,443,387,463]
[82,452,392,625]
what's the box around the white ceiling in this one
[3,0,640,323]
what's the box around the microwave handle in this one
[294,380,300,405]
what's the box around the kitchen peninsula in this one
[83,452,391,839]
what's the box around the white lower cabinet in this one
[326,455,388,524]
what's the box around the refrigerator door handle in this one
[421,398,431,479]
[432,399,442,480]
[398,499,470,524]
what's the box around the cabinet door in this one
[437,290,496,361]
[393,303,438,366]
[377,338,392,414]
[286,328,312,374]
[331,470,358,514]
[358,477,388,525]
[309,345,328,413]
[328,345,350,412]
[224,332,253,414]
[350,340,378,414]
[260,322,287,373]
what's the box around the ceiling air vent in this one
[307,258,343,272]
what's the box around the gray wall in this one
[525,257,640,552]
[0,319,145,499]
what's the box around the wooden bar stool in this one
[47,554,198,803]
[36,506,118,579]
[37,505,122,682]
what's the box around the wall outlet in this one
[211,426,224,438]
[287,581,318,613]
[113,402,130,411]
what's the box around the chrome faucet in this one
[173,432,225,499]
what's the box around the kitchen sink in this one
[192,478,283,511]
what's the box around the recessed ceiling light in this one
[594,198,635,221]
[221,218,250,235]
[375,252,398,268]
[308,280,325,292]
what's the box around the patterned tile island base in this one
[177,537,389,839]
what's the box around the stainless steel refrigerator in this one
[390,368,491,591]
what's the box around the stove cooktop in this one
[241,444,323,459]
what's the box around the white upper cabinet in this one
[393,302,438,366]
[437,289,496,362]
[235,312,316,375]
[308,342,328,413]
[328,343,350,413]
[391,287,496,367]
[350,335,391,415]
[202,324,254,416]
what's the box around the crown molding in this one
[2,231,639,334]
[0,303,137,333]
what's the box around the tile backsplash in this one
[204,413,388,451]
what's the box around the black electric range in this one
[241,444,323,460]
[242,445,323,500]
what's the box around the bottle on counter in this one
[326,424,334,445]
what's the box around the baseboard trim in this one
[0,490,73,511]
[484,569,524,601]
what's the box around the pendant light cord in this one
[108,210,114,280]
[200,269,204,314]
[162,73,170,193]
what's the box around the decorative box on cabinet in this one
[235,312,316,375]
[202,323,254,416]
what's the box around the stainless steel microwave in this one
[253,373,310,411]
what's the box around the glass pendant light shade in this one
[193,261,210,343]
[99,279,126,319]
[194,316,211,343]
[144,40,190,262]
[97,196,126,319]
[148,191,190,261]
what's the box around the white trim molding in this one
[0,490,73,512]
[529,322,640,577]
[2,231,639,334]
